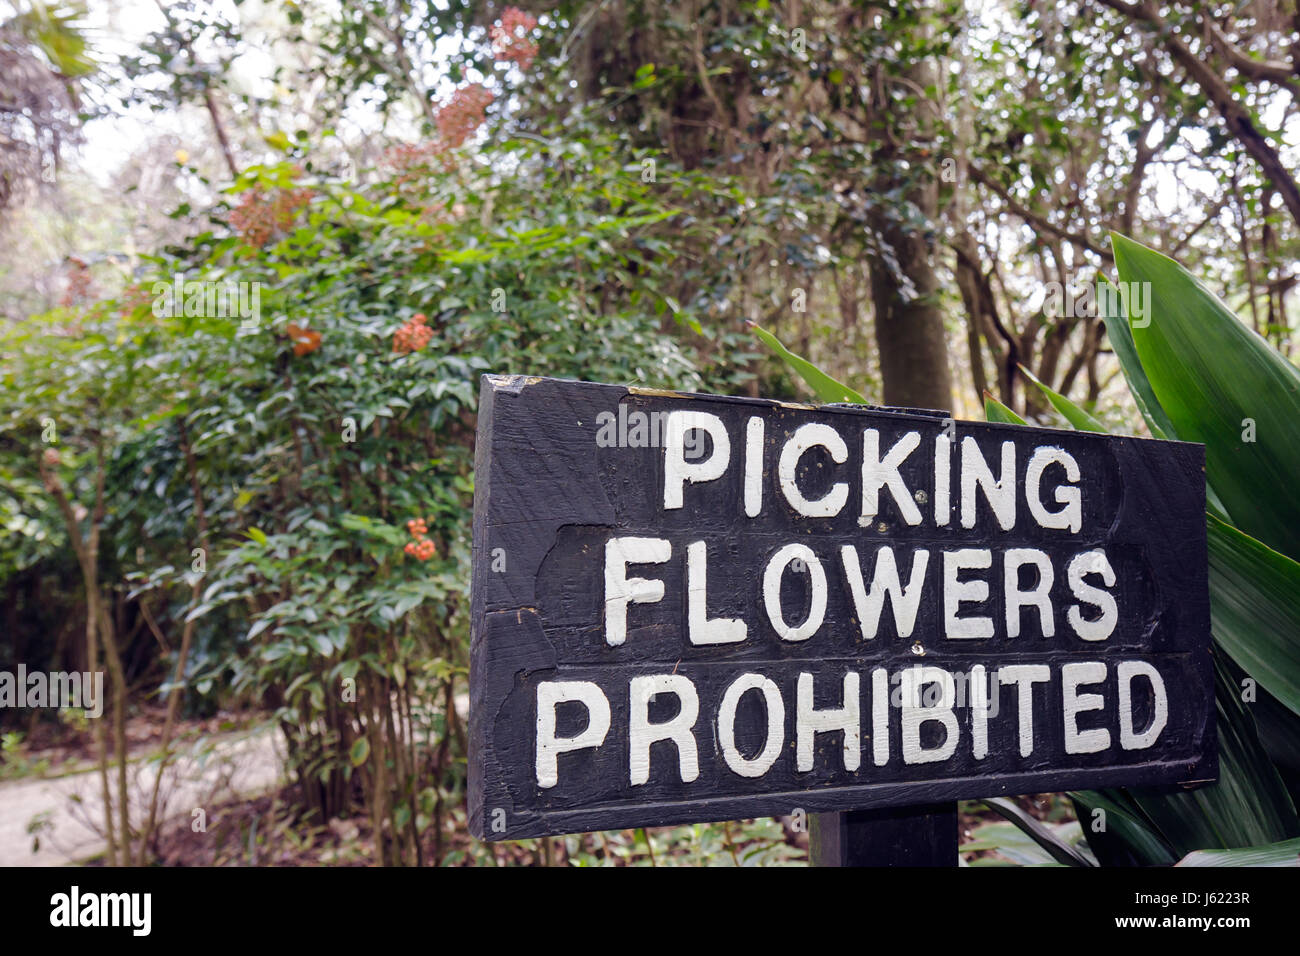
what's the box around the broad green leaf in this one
[982,392,1027,425]
[960,821,1069,866]
[1096,275,1173,440]
[1208,514,1300,720]
[1128,652,1300,854]
[746,321,868,404]
[1175,837,1300,867]
[1070,303,1300,845]
[1112,233,1300,560]
[1101,268,1237,518]
[982,797,1096,866]
[1069,791,1176,865]
[1018,365,1106,432]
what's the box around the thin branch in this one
[1094,0,1300,228]
[360,5,438,129]
[1202,18,1298,89]
[968,164,1113,260]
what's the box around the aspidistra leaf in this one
[1175,836,1300,867]
[746,321,868,405]
[1112,233,1300,560]
[1019,365,1106,432]
[1208,514,1300,720]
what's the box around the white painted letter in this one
[970,665,989,759]
[763,543,827,642]
[900,666,959,764]
[536,681,611,788]
[1026,446,1082,532]
[841,545,929,639]
[779,422,849,517]
[629,674,700,785]
[1063,661,1110,754]
[861,430,922,526]
[663,410,730,509]
[1067,549,1117,641]
[961,437,1016,530]
[718,673,785,777]
[934,434,951,526]
[744,416,764,517]
[872,668,890,766]
[1118,660,1167,750]
[686,540,746,645]
[604,536,670,646]
[1004,548,1055,638]
[796,672,861,771]
[998,664,1051,757]
[944,549,993,639]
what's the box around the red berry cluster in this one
[392,312,433,353]
[118,282,153,319]
[436,84,495,149]
[60,257,93,307]
[383,140,453,180]
[229,184,315,248]
[382,140,457,202]
[491,8,539,71]
[404,517,436,561]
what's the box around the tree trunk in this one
[866,44,953,411]
[867,209,954,411]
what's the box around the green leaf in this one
[264,130,292,153]
[960,821,1069,866]
[1096,275,1173,441]
[746,321,867,404]
[982,392,1027,425]
[1069,790,1176,866]
[1018,365,1106,432]
[1112,233,1300,560]
[349,738,370,767]
[1175,837,1300,867]
[1208,514,1300,719]
[982,797,1096,866]
[1127,651,1300,854]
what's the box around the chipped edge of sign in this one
[486,374,544,393]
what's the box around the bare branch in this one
[968,164,1113,260]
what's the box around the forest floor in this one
[0,711,1075,865]
[0,711,281,865]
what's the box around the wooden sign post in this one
[468,375,1216,863]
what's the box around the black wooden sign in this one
[468,375,1216,841]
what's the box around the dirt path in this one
[0,726,282,866]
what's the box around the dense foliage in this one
[0,32,745,862]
